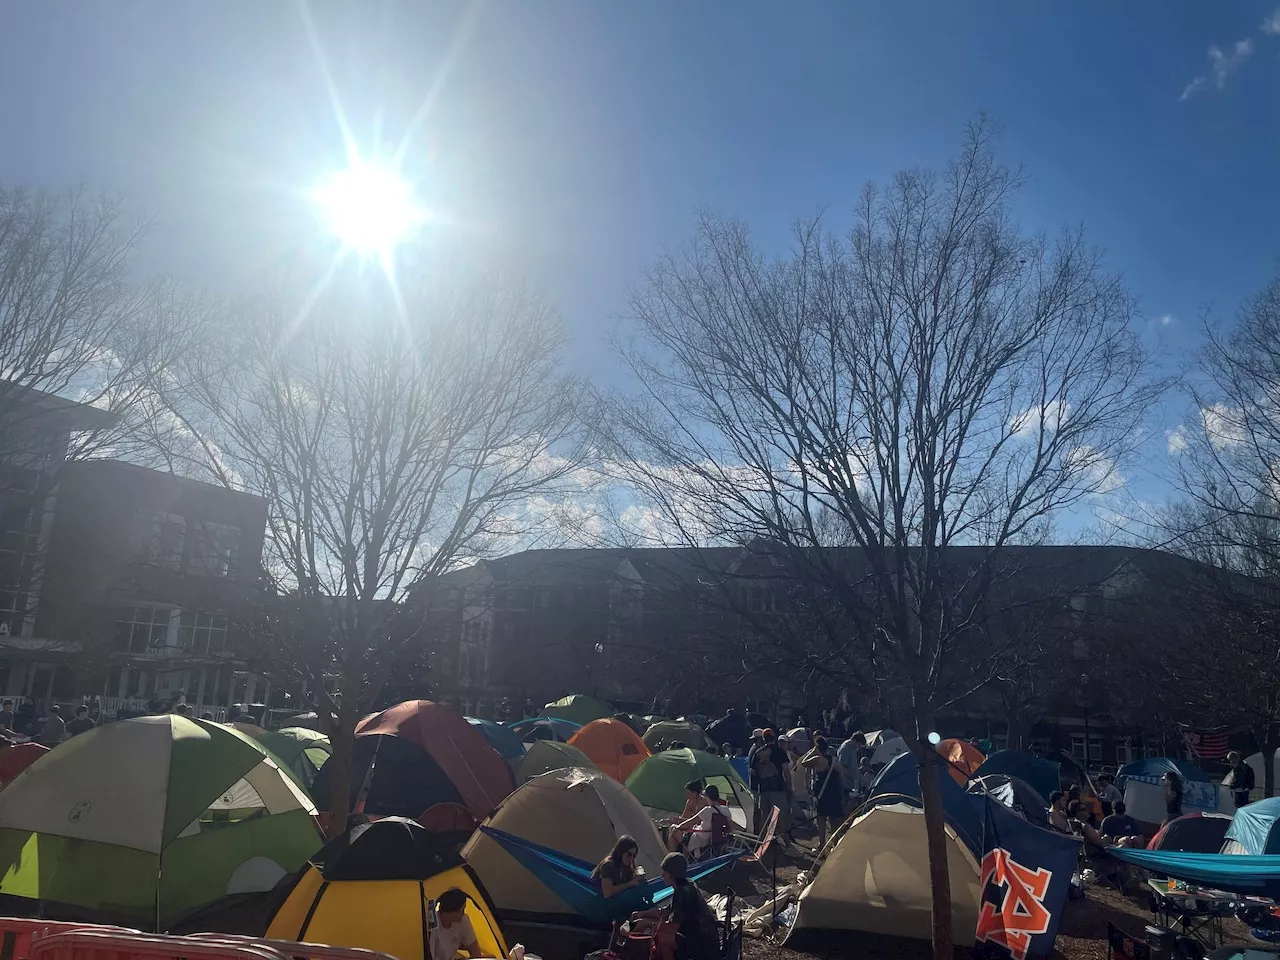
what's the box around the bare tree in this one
[150,270,592,834]
[605,119,1162,959]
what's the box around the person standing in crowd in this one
[14,702,36,737]
[749,729,792,838]
[802,736,846,849]
[1096,773,1123,817]
[1161,771,1184,826]
[1224,751,1255,810]
[0,700,14,731]
[65,705,95,737]
[38,705,65,747]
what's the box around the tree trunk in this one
[913,736,954,960]
[325,703,356,838]
[1262,725,1279,799]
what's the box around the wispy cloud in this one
[1181,38,1255,101]
[1159,313,1176,326]
[1264,6,1280,35]
[1166,425,1188,455]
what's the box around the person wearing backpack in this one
[749,728,792,837]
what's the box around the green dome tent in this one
[515,740,597,785]
[543,694,615,726]
[250,726,332,794]
[641,720,717,753]
[625,748,755,829]
[0,715,322,929]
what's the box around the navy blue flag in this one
[975,795,1080,960]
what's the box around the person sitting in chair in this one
[665,781,707,852]
[668,785,731,858]
[593,835,643,898]
[631,853,720,960]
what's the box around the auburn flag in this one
[975,796,1080,960]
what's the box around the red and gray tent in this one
[1148,811,1232,853]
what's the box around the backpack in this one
[752,747,780,783]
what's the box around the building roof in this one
[61,459,266,508]
[0,383,116,432]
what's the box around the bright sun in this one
[309,161,424,257]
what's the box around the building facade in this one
[0,388,273,720]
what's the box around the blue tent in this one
[1116,757,1212,788]
[1225,797,1280,855]
[507,716,582,743]
[467,717,525,760]
[1108,847,1280,899]
[869,751,986,854]
[973,750,1061,801]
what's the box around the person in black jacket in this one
[1225,751,1255,810]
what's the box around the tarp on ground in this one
[313,700,514,826]
[568,719,651,782]
[974,750,1061,802]
[543,695,615,726]
[516,740,597,784]
[1107,847,1280,899]
[642,720,717,753]
[0,715,321,929]
[1149,812,1232,853]
[462,766,666,923]
[626,748,754,829]
[869,750,986,854]
[1225,797,1280,855]
[786,803,982,945]
[268,817,507,960]
[938,738,984,786]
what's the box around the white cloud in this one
[1181,38,1255,100]
[1202,402,1247,449]
[1011,400,1070,438]
[1263,6,1280,34]
[1166,425,1189,455]
[1159,314,1176,326]
[1066,445,1124,495]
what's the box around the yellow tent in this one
[462,766,665,922]
[268,817,507,960]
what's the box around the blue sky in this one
[3,1,1279,531]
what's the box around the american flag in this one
[1183,729,1230,760]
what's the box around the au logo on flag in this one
[976,847,1054,960]
[975,795,1080,960]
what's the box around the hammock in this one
[478,826,739,923]
[1108,847,1280,899]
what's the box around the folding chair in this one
[728,805,779,870]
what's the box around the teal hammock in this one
[478,826,739,923]
[1108,847,1280,899]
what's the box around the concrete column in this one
[195,666,207,712]
[244,675,257,705]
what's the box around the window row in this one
[114,606,229,655]
[132,510,242,577]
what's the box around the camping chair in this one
[1107,922,1151,960]
[689,806,736,862]
[728,805,780,871]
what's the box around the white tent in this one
[786,802,982,944]
[462,766,665,921]
[871,736,910,768]
[1247,750,1280,802]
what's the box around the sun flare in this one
[309,161,424,257]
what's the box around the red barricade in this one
[0,918,137,960]
[29,931,290,960]
[189,934,399,960]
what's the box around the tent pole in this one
[155,850,163,933]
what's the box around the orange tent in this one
[568,718,651,782]
[937,738,985,786]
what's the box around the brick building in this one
[418,543,1201,768]
[0,387,274,720]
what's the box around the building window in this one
[0,591,27,636]
[187,522,240,577]
[0,505,38,558]
[177,611,228,655]
[1114,738,1133,766]
[1070,736,1103,763]
[133,510,186,569]
[115,606,174,654]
